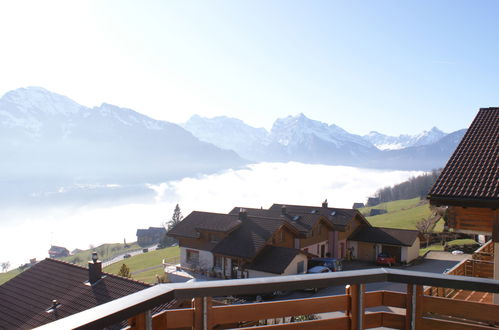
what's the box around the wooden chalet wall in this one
[447,206,498,236]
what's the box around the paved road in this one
[102,245,158,267]
[272,252,468,301]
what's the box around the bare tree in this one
[1,261,10,273]
[416,216,436,248]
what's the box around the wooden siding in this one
[447,206,496,234]
[271,227,296,248]
[338,215,362,241]
[299,221,329,248]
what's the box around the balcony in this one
[426,240,495,303]
[37,268,499,330]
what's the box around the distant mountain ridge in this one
[0,87,245,186]
[183,114,466,170]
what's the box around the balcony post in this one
[349,283,365,330]
[192,297,213,330]
[414,285,423,330]
[405,284,413,330]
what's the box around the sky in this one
[1,1,498,135]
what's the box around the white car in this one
[305,266,332,292]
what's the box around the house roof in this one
[49,245,68,252]
[428,108,499,208]
[348,227,419,247]
[269,204,364,228]
[136,227,166,236]
[167,211,241,238]
[212,216,288,259]
[0,258,152,329]
[245,246,304,274]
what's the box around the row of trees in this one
[374,169,441,203]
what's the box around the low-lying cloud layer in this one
[1,162,423,267]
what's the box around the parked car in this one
[304,265,332,293]
[376,253,396,266]
[308,258,343,272]
[123,253,131,259]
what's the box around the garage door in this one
[382,245,402,263]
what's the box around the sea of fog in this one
[0,162,423,267]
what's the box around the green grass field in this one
[104,246,179,284]
[419,238,478,255]
[360,197,444,231]
[0,268,23,286]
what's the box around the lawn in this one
[0,268,23,286]
[360,198,444,231]
[419,238,478,256]
[104,246,179,284]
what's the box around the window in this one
[214,255,222,268]
[297,261,304,274]
[186,249,199,265]
[210,233,219,243]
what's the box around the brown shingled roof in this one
[167,211,242,238]
[245,246,304,274]
[349,227,419,247]
[212,215,289,259]
[0,258,152,329]
[428,108,499,207]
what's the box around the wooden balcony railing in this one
[473,240,494,261]
[36,268,499,330]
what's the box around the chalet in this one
[230,200,371,259]
[136,227,167,247]
[352,202,365,209]
[0,254,169,329]
[48,245,69,258]
[168,210,308,278]
[427,107,499,303]
[348,227,420,264]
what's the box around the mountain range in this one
[0,87,244,187]
[182,114,466,170]
[0,87,466,192]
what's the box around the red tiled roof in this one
[0,258,151,329]
[428,108,499,207]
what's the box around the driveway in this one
[273,251,467,301]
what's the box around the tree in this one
[118,263,131,278]
[416,216,437,248]
[170,204,183,228]
[158,204,184,249]
[1,261,10,273]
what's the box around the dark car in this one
[308,258,343,272]
[123,253,131,259]
[376,253,396,266]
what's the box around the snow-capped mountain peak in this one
[363,127,447,150]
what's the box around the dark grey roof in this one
[136,227,166,236]
[212,216,286,259]
[0,258,151,329]
[245,246,304,274]
[348,227,419,247]
[428,108,499,207]
[269,204,362,228]
[167,211,241,238]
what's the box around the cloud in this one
[0,162,423,266]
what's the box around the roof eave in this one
[428,195,499,209]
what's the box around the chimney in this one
[88,252,102,284]
[238,208,247,220]
[322,199,328,208]
[281,205,287,215]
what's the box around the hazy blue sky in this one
[1,1,498,135]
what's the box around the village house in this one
[136,226,167,247]
[167,210,308,279]
[170,200,421,277]
[427,107,499,303]
[48,245,69,258]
